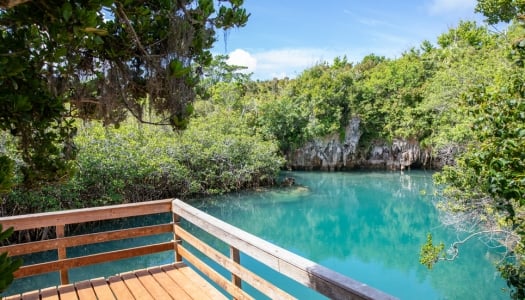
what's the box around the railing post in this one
[56,224,69,284]
[230,245,242,299]
[173,213,183,262]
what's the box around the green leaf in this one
[62,2,73,22]
[55,47,67,58]
[169,59,190,78]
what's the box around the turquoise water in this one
[190,171,509,299]
[3,171,509,299]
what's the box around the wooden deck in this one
[2,263,226,300]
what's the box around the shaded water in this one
[3,171,508,299]
[190,171,508,299]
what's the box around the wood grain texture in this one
[0,224,173,257]
[0,198,173,230]
[89,277,116,300]
[3,263,224,300]
[14,242,173,278]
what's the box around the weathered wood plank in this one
[19,290,38,300]
[172,199,395,300]
[1,198,173,231]
[175,225,295,300]
[161,264,225,300]
[120,272,154,300]
[56,224,69,284]
[107,276,135,299]
[174,263,229,300]
[147,266,193,300]
[40,286,60,300]
[230,246,242,291]
[74,280,97,300]
[177,245,252,300]
[57,284,78,300]
[0,224,173,257]
[134,269,173,300]
[89,278,116,300]
[14,242,173,278]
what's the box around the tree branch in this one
[440,229,520,261]
[114,2,150,60]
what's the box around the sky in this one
[212,0,487,80]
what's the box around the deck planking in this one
[2,263,227,300]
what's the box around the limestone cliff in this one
[288,117,446,171]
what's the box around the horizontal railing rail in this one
[0,198,396,300]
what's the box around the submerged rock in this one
[281,177,295,186]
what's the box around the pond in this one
[3,171,509,299]
[189,171,509,299]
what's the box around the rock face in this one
[289,117,440,171]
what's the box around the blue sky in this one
[213,0,486,80]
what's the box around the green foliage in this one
[420,25,502,150]
[255,58,356,153]
[1,113,284,214]
[437,20,494,48]
[252,26,500,157]
[476,0,525,24]
[258,97,310,153]
[429,2,525,298]
[499,262,525,299]
[0,225,22,293]
[288,60,354,138]
[0,155,14,193]
[0,0,249,189]
[419,233,445,269]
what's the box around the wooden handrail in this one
[0,199,174,285]
[0,198,173,230]
[172,199,396,300]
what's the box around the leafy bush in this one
[1,111,284,215]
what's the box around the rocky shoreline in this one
[288,117,457,171]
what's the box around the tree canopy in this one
[0,0,248,187]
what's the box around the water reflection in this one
[192,171,508,300]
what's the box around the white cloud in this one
[256,49,328,68]
[226,49,257,73]
[223,45,421,80]
[253,48,345,79]
[428,0,476,14]
[222,47,407,80]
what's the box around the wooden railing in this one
[0,199,174,285]
[0,198,396,300]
